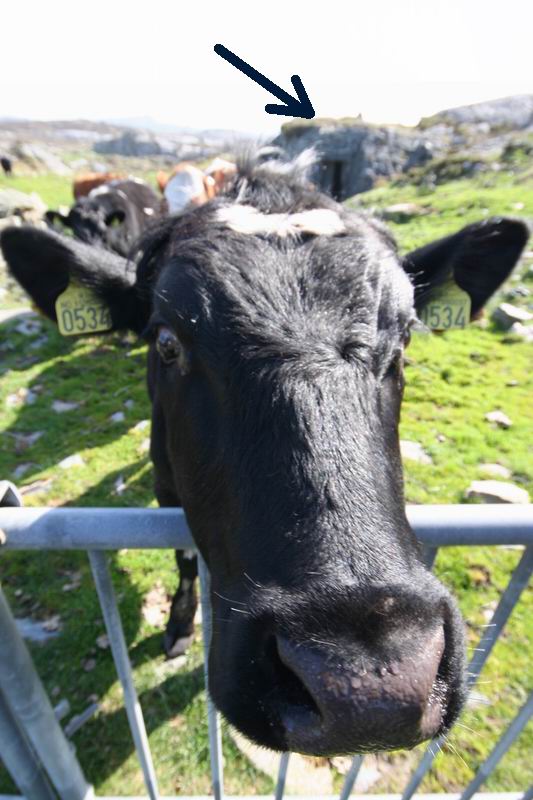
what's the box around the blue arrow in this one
[214,44,315,120]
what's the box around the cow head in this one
[1,158,528,756]
[45,180,160,257]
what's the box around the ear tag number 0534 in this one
[55,283,112,336]
[419,281,471,331]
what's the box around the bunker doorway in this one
[321,159,347,201]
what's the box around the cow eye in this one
[156,327,189,373]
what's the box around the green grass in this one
[0,163,532,795]
[0,173,73,208]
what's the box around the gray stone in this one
[478,463,512,479]
[52,400,79,413]
[400,440,433,465]
[58,454,85,469]
[110,411,125,423]
[492,302,533,329]
[484,410,512,428]
[0,189,46,221]
[508,322,533,343]
[12,463,34,480]
[16,617,60,643]
[381,203,429,222]
[421,94,533,130]
[465,480,530,504]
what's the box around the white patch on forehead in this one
[216,205,346,238]
[89,185,111,198]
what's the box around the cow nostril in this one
[263,635,321,723]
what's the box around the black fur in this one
[45,179,161,257]
[1,155,528,756]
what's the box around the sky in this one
[1,0,532,135]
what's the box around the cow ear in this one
[402,217,529,319]
[105,209,126,227]
[45,210,70,229]
[0,226,149,334]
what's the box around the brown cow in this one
[73,172,125,200]
[156,159,236,214]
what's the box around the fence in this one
[0,497,531,800]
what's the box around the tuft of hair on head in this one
[235,146,317,184]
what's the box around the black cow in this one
[45,178,161,257]
[1,156,12,176]
[1,155,528,757]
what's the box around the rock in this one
[421,95,533,130]
[478,463,512,479]
[492,302,533,330]
[381,203,429,222]
[132,419,149,432]
[52,400,79,413]
[15,318,42,336]
[0,308,34,325]
[19,478,53,496]
[58,454,85,469]
[124,399,135,410]
[82,658,96,672]
[110,411,125,423]
[6,387,37,407]
[12,463,34,479]
[0,189,46,222]
[42,615,61,632]
[507,322,533,343]
[229,728,333,794]
[400,440,433,465]
[11,431,44,452]
[29,336,49,350]
[275,120,436,198]
[16,617,60,643]
[465,480,530,504]
[94,130,177,158]
[141,582,170,628]
[96,634,110,650]
[484,410,512,428]
[62,571,82,591]
[113,475,127,495]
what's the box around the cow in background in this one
[157,159,236,214]
[1,156,13,176]
[45,178,161,257]
[73,172,125,200]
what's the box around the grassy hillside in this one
[0,162,532,795]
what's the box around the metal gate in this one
[0,497,531,800]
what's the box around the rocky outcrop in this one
[94,130,177,157]
[420,95,533,131]
[274,120,433,199]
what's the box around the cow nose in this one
[273,625,446,754]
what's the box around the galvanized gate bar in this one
[402,545,533,800]
[459,692,533,800]
[1,505,532,551]
[0,585,92,800]
[88,552,160,800]
[197,556,224,800]
[274,754,290,800]
[0,690,56,800]
[467,546,533,681]
[338,755,364,800]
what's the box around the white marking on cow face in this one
[89,185,111,198]
[216,205,346,237]
[143,207,155,216]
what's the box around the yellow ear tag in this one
[55,282,112,336]
[418,280,471,331]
